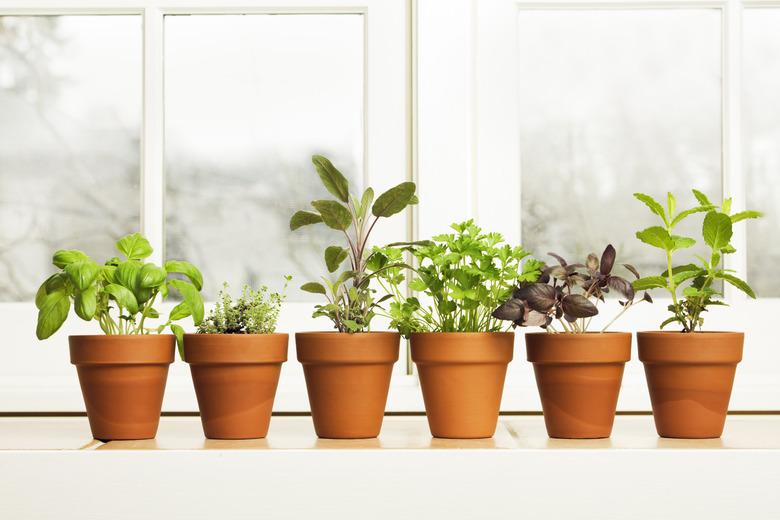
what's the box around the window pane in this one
[744,9,780,297]
[0,16,141,301]
[164,15,364,299]
[517,10,721,276]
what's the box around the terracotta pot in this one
[638,331,743,439]
[184,333,288,439]
[410,332,513,439]
[296,332,399,439]
[69,335,174,441]
[526,332,630,439]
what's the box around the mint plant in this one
[35,233,204,354]
[197,278,290,334]
[290,155,418,333]
[492,245,651,333]
[375,220,543,336]
[632,190,762,332]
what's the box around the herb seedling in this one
[492,245,650,333]
[35,233,205,355]
[632,190,762,332]
[290,155,418,333]
[197,278,290,334]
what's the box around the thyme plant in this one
[197,279,290,334]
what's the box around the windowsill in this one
[2,416,779,519]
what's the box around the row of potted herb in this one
[34,156,762,442]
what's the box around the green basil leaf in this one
[169,279,204,325]
[52,249,90,269]
[35,273,68,309]
[116,233,153,261]
[64,260,100,291]
[36,290,71,340]
[74,286,97,321]
[169,301,191,321]
[164,260,203,291]
[139,263,167,288]
[115,261,141,291]
[170,324,186,361]
[104,283,139,314]
[372,182,416,218]
[312,155,350,202]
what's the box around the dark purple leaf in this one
[561,294,598,318]
[523,309,551,327]
[642,292,653,303]
[623,263,640,279]
[547,252,568,267]
[600,244,616,275]
[514,283,557,312]
[492,298,525,322]
[608,276,635,301]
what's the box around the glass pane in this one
[0,16,141,301]
[164,15,364,299]
[517,10,722,277]
[744,9,780,297]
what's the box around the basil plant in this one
[35,233,204,354]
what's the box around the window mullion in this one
[141,6,165,265]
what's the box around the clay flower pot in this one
[296,332,399,439]
[69,334,174,441]
[526,332,631,439]
[410,332,513,439]
[637,331,743,439]
[184,333,288,439]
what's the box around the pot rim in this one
[295,331,400,337]
[184,332,289,337]
[68,333,175,339]
[69,334,175,365]
[525,331,631,363]
[409,331,515,338]
[524,331,631,337]
[637,330,744,336]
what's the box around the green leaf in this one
[139,264,167,288]
[116,233,153,261]
[115,261,141,291]
[720,274,756,298]
[36,290,71,340]
[164,260,203,291]
[636,226,673,250]
[671,235,696,251]
[702,212,733,251]
[169,301,191,321]
[169,279,204,325]
[633,276,668,290]
[311,200,352,230]
[660,316,681,330]
[105,284,139,314]
[35,273,67,309]
[64,260,100,291]
[671,205,714,227]
[372,182,416,218]
[692,189,713,206]
[312,155,350,202]
[301,282,327,295]
[290,210,324,231]
[325,246,349,273]
[52,249,90,269]
[730,210,763,223]
[667,192,676,220]
[171,324,186,361]
[359,188,374,219]
[722,197,732,214]
[633,193,667,225]
[74,286,97,321]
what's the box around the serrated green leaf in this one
[633,276,668,290]
[301,282,327,295]
[164,260,203,291]
[720,273,756,298]
[671,205,714,227]
[105,283,139,314]
[634,193,667,224]
[312,155,350,202]
[116,233,153,261]
[324,245,349,273]
[692,189,712,206]
[372,182,416,218]
[290,210,324,231]
[702,212,733,251]
[169,279,204,325]
[311,200,352,230]
[636,226,673,250]
[730,210,763,223]
[671,235,696,251]
[660,316,681,330]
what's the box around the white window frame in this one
[0,0,413,412]
[416,0,780,411]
